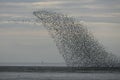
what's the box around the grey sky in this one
[0,0,120,63]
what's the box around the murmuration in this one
[33,10,120,67]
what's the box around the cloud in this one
[86,22,120,38]
[0,30,48,36]
[86,22,120,27]
[0,20,48,37]
[0,1,63,6]
[72,13,118,18]
[0,14,23,17]
[32,1,63,6]
[81,5,106,9]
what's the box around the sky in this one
[0,0,120,63]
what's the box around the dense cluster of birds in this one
[33,10,120,67]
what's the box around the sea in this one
[0,63,120,80]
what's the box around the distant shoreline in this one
[0,66,120,73]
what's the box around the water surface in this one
[0,72,120,80]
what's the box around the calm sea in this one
[0,63,120,80]
[0,72,120,80]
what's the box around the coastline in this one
[0,66,120,73]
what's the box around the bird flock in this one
[33,10,120,67]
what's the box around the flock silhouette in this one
[33,10,120,67]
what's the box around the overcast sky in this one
[0,0,120,63]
